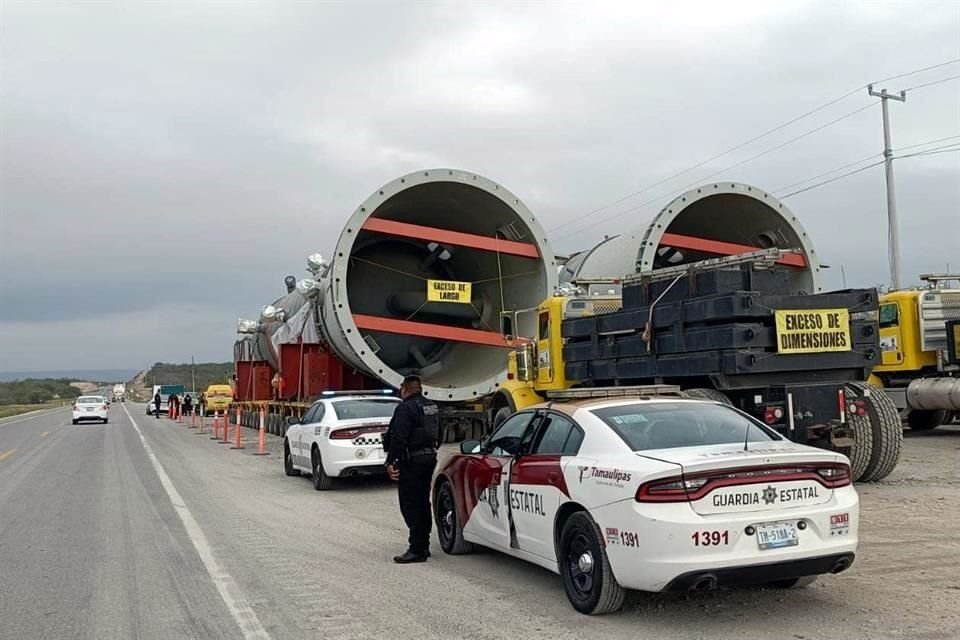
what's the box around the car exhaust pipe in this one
[690,575,718,591]
[831,558,851,574]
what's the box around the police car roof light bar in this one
[545,385,683,400]
[319,389,396,397]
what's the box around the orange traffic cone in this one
[231,407,244,450]
[253,407,269,456]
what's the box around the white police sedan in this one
[434,392,859,614]
[283,392,400,490]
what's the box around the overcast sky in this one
[1,0,958,373]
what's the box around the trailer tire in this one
[906,409,950,431]
[847,382,902,483]
[493,407,513,430]
[683,388,732,405]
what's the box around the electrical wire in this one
[773,153,881,194]
[778,146,959,199]
[548,58,960,235]
[554,102,879,241]
[903,74,960,92]
[778,161,885,199]
[894,134,960,152]
[774,135,960,194]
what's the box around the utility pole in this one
[867,84,906,290]
[191,356,196,392]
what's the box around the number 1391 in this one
[692,530,730,546]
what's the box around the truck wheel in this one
[434,480,475,555]
[283,441,300,477]
[311,447,334,491]
[906,409,950,431]
[683,388,732,404]
[493,407,512,430]
[559,512,625,615]
[846,382,902,482]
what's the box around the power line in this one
[773,153,881,194]
[548,58,960,235]
[896,145,960,160]
[777,146,959,199]
[775,135,960,195]
[553,101,879,241]
[903,74,960,92]
[779,161,885,199]
[894,134,960,152]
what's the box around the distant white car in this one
[73,396,109,424]
[283,392,400,490]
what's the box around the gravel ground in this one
[4,406,957,640]
[207,414,960,639]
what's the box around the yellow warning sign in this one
[775,309,851,354]
[427,279,472,304]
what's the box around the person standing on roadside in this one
[183,393,193,416]
[153,391,161,418]
[383,375,440,564]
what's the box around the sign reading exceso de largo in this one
[774,308,851,354]
[427,279,472,304]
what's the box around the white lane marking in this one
[121,404,271,640]
[0,407,68,427]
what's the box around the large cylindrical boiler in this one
[561,183,822,294]
[316,169,557,402]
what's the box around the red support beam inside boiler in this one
[353,314,514,348]
[659,232,808,268]
[360,218,541,259]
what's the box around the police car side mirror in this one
[460,440,481,454]
[287,416,299,426]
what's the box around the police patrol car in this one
[283,391,400,490]
[434,391,859,614]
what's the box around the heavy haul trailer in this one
[229,168,557,441]
[493,250,902,483]
[870,274,960,430]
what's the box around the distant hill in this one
[140,362,234,392]
[0,369,139,383]
[0,379,84,405]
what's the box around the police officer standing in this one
[384,375,439,564]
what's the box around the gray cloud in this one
[1,0,958,371]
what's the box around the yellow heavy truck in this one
[869,274,960,430]
[488,251,902,482]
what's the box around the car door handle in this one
[547,472,560,485]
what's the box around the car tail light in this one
[816,464,852,488]
[330,425,386,440]
[101,405,107,410]
[636,476,708,502]
[635,462,852,502]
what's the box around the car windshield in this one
[77,397,102,404]
[590,402,779,451]
[331,399,399,420]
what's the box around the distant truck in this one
[112,384,126,402]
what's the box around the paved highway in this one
[1,404,957,640]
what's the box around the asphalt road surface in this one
[1,404,957,640]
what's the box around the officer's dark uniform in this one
[153,393,161,418]
[385,392,440,557]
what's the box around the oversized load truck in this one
[870,274,960,430]
[487,183,901,482]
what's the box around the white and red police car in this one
[433,390,859,614]
[283,392,400,490]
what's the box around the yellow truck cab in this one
[203,384,234,415]
[871,275,960,430]
[491,289,623,426]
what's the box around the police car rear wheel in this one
[283,441,300,477]
[312,448,334,491]
[434,480,474,555]
[559,512,624,615]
